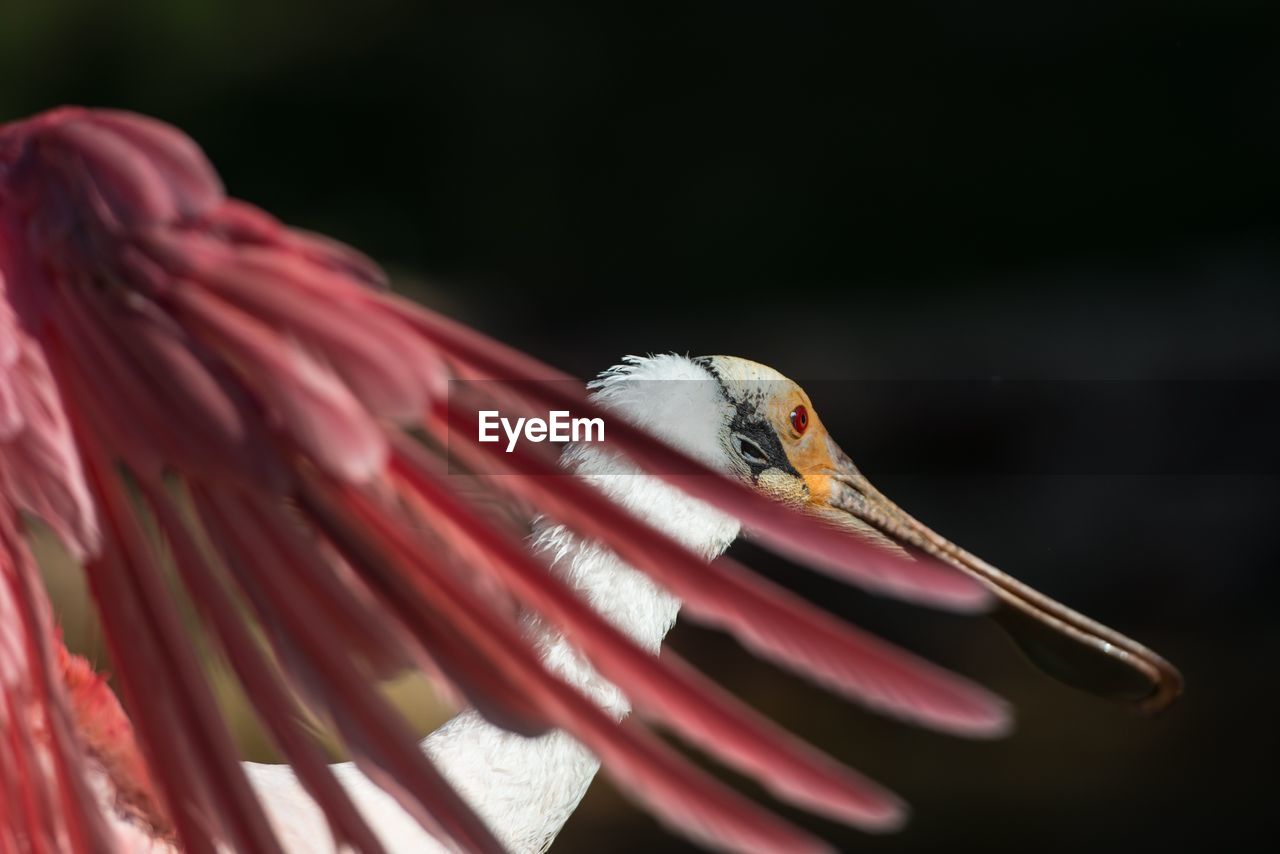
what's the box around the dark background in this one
[5,1,1278,851]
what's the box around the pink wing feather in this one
[0,497,122,854]
[0,325,97,558]
[0,107,1008,853]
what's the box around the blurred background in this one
[5,1,1278,851]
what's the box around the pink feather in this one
[0,106,1019,854]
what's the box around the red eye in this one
[790,405,809,435]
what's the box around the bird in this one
[0,107,1183,854]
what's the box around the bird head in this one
[594,354,1183,715]
[693,356,907,552]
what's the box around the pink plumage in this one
[0,106,1173,854]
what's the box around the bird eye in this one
[732,433,769,466]
[790,405,809,435]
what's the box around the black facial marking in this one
[728,403,799,481]
[696,357,801,483]
[732,433,770,466]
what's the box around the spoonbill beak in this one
[813,436,1183,715]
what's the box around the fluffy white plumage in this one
[246,354,746,853]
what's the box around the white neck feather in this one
[245,355,739,854]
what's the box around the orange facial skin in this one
[756,383,839,508]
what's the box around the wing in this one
[0,107,1008,854]
[0,496,118,853]
[0,303,97,559]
